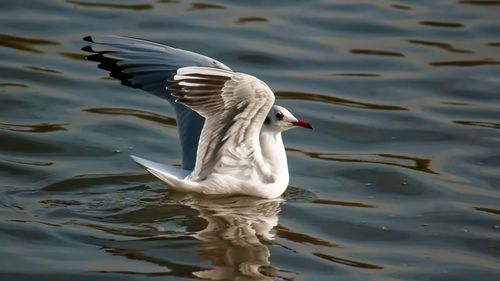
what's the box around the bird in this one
[83,35,312,198]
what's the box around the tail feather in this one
[130,155,193,189]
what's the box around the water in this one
[1,0,499,280]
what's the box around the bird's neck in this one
[259,128,289,179]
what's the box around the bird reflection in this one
[170,192,283,281]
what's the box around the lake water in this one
[1,0,499,280]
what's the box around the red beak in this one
[292,119,313,129]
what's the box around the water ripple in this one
[329,73,381,77]
[349,49,405,57]
[420,21,465,28]
[429,59,500,67]
[453,120,500,130]
[42,173,152,191]
[288,148,437,175]
[65,0,153,10]
[275,224,338,247]
[0,83,29,88]
[407,39,473,53]
[312,252,383,270]
[276,91,407,111]
[59,52,87,61]
[390,4,412,11]
[460,0,500,5]
[236,17,268,24]
[473,206,500,216]
[188,2,226,11]
[83,107,176,126]
[312,199,375,208]
[25,66,61,74]
[0,156,53,167]
[0,122,67,133]
[0,33,59,54]
[1,0,499,280]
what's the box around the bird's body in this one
[84,35,311,198]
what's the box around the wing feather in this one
[171,67,275,180]
[82,35,231,170]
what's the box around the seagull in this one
[83,35,312,198]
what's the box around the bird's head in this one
[264,105,312,132]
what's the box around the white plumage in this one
[84,36,312,198]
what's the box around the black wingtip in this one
[85,53,105,63]
[81,45,93,53]
[83,35,94,42]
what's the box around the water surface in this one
[1,0,499,280]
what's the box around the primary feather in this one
[83,35,230,170]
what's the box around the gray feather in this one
[83,35,231,170]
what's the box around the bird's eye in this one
[275,112,284,120]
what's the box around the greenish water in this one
[1,1,499,280]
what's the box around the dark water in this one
[1,0,500,280]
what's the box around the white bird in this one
[83,35,312,198]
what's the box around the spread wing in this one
[171,67,275,180]
[82,35,231,170]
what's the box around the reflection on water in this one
[78,193,285,280]
[181,194,281,280]
[83,192,384,279]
